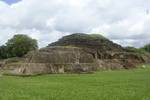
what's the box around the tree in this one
[6,34,38,57]
[141,44,150,53]
[0,45,8,59]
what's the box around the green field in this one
[0,68,150,100]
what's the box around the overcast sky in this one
[0,0,150,48]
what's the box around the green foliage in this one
[125,46,146,54]
[49,33,124,52]
[125,46,138,52]
[89,34,106,39]
[0,34,38,59]
[50,33,109,47]
[0,45,8,59]
[61,33,107,41]
[0,68,150,100]
[141,44,150,53]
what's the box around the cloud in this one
[0,0,150,48]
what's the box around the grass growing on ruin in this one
[0,67,150,100]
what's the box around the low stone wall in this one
[4,63,97,75]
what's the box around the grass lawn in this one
[0,68,150,100]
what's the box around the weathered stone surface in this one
[0,61,4,68]
[1,33,150,75]
[4,63,97,75]
[4,46,149,75]
[26,46,94,64]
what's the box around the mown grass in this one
[0,67,150,100]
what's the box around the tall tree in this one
[6,34,38,57]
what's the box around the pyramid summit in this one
[49,33,125,52]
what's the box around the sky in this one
[0,0,150,48]
[1,0,21,5]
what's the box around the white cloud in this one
[0,0,150,48]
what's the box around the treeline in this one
[0,34,38,59]
[141,44,150,53]
[126,44,150,53]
